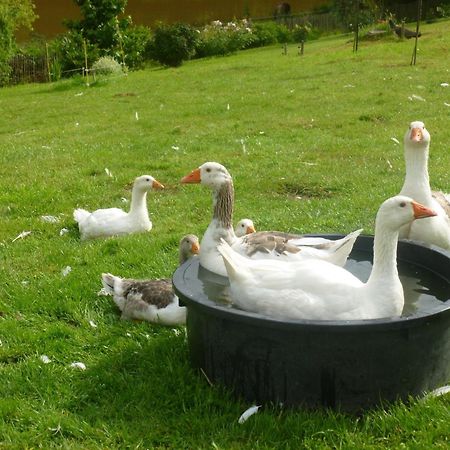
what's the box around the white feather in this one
[238,405,261,424]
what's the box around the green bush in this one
[249,22,294,47]
[149,23,198,67]
[292,23,312,42]
[0,48,12,86]
[121,25,152,69]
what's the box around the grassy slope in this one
[0,21,449,448]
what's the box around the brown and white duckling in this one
[101,234,199,325]
[234,218,256,237]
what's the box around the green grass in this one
[1,20,449,449]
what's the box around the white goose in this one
[181,162,362,276]
[218,196,437,321]
[235,218,256,237]
[74,175,164,240]
[399,121,450,250]
[101,234,199,325]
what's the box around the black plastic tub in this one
[173,235,450,412]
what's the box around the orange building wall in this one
[24,0,328,39]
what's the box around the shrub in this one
[292,23,312,42]
[121,25,152,69]
[149,23,197,67]
[249,22,294,47]
[92,56,123,75]
[195,19,256,58]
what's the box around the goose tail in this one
[331,228,363,265]
[336,228,363,249]
[217,238,246,281]
[101,273,120,295]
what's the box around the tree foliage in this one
[0,0,37,84]
[61,0,151,71]
[66,0,129,51]
[330,0,380,29]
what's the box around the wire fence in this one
[252,12,342,32]
[9,54,53,85]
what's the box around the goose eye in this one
[399,202,406,207]
[146,178,150,182]
[206,168,211,173]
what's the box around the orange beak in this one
[246,225,256,234]
[412,201,437,219]
[410,127,423,142]
[181,168,201,184]
[191,241,200,254]
[152,179,165,190]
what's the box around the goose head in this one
[376,195,437,232]
[181,162,232,190]
[179,234,200,264]
[235,218,256,237]
[404,121,430,149]
[134,175,165,192]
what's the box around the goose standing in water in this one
[218,196,436,321]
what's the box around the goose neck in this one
[212,180,234,230]
[367,221,399,285]
[401,144,432,200]
[129,189,148,216]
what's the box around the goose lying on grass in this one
[235,218,256,237]
[181,162,362,277]
[399,121,450,249]
[74,175,164,240]
[101,234,199,325]
[218,196,436,321]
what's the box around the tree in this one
[66,0,130,54]
[0,0,37,85]
[330,0,380,29]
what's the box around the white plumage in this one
[398,121,450,250]
[74,175,164,240]
[218,196,437,321]
[181,162,362,277]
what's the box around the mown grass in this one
[1,20,449,449]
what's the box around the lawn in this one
[0,19,449,448]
